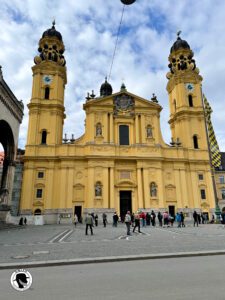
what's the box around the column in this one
[135,115,139,144]
[143,168,149,209]
[110,167,115,209]
[174,169,183,209]
[140,114,146,144]
[110,113,114,143]
[87,167,94,209]
[137,168,144,209]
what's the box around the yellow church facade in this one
[20,24,215,223]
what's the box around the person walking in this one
[24,217,27,225]
[102,212,107,227]
[133,211,141,233]
[176,212,181,228]
[180,211,185,227]
[94,214,98,227]
[113,212,119,227]
[74,214,78,227]
[125,211,131,235]
[19,217,23,226]
[157,211,163,227]
[85,213,93,235]
[193,210,198,227]
[151,210,156,227]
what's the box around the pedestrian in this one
[193,210,198,227]
[146,212,151,226]
[102,212,107,227]
[157,211,163,227]
[94,214,98,227]
[210,214,215,224]
[125,211,131,235]
[221,210,225,227]
[140,211,146,227]
[19,217,23,226]
[113,212,119,227]
[201,213,205,224]
[197,213,201,224]
[163,211,169,227]
[151,210,156,226]
[85,213,93,235]
[133,211,141,233]
[180,211,185,227]
[24,217,27,225]
[74,214,78,227]
[176,212,181,227]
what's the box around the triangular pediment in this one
[83,90,162,111]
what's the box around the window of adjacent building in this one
[222,189,225,200]
[36,189,43,198]
[188,95,193,107]
[198,174,204,180]
[193,135,199,149]
[44,87,50,99]
[200,189,206,200]
[41,130,47,144]
[38,172,44,179]
[119,125,129,145]
[219,176,225,184]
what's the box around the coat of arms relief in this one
[113,94,134,116]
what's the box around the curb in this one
[0,250,225,270]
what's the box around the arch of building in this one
[0,66,23,221]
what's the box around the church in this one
[20,23,216,224]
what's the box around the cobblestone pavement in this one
[0,222,225,264]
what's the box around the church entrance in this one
[120,191,132,222]
[74,206,82,223]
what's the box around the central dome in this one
[100,78,113,97]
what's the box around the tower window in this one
[41,130,47,144]
[219,176,225,184]
[119,125,129,145]
[38,171,44,179]
[44,87,50,99]
[200,189,206,200]
[188,95,193,107]
[193,135,199,149]
[36,189,43,198]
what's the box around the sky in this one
[0,0,224,151]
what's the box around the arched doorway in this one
[0,120,15,208]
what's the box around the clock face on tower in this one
[43,75,53,85]
[186,83,194,92]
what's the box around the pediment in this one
[83,90,162,111]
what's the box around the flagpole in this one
[201,89,221,222]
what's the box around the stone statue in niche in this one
[147,125,153,138]
[150,182,157,197]
[96,123,102,136]
[95,183,102,197]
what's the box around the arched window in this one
[96,123,102,136]
[34,209,42,215]
[44,87,50,99]
[193,135,199,149]
[41,130,47,144]
[188,95,193,107]
[95,182,102,197]
[146,125,153,138]
[150,182,157,197]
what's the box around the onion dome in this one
[121,0,136,5]
[42,20,62,41]
[100,78,113,97]
[170,36,190,53]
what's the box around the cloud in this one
[0,0,224,151]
